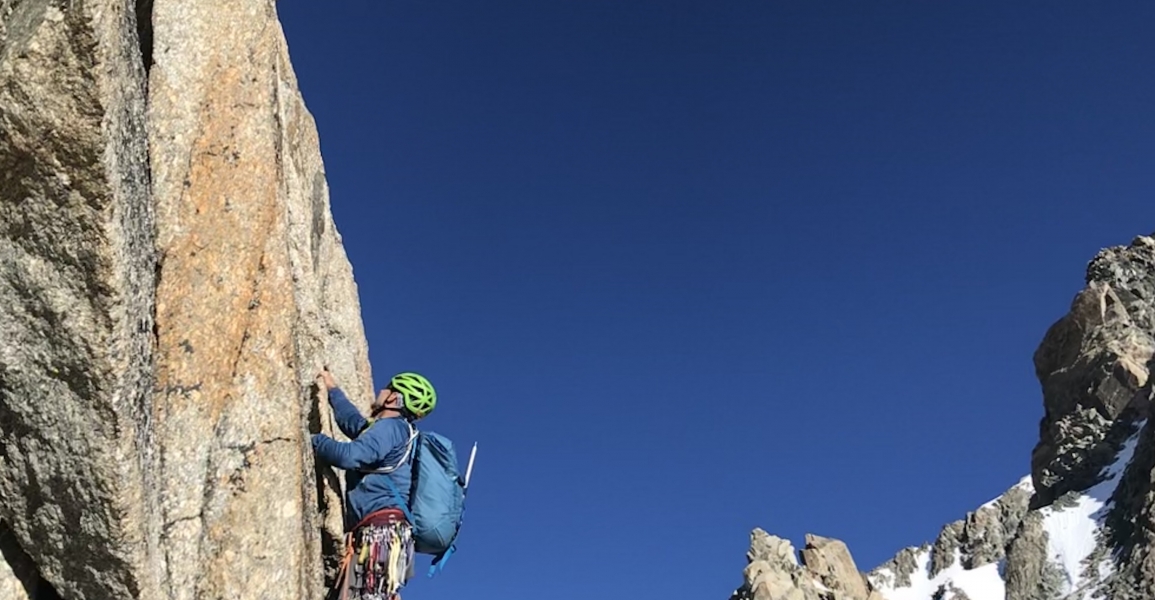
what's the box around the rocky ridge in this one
[1,0,366,598]
[731,235,1155,600]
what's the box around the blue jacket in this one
[312,387,413,530]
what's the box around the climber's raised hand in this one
[316,368,337,391]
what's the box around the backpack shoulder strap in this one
[355,418,418,474]
[382,467,417,526]
[379,420,419,524]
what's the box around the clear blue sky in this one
[277,2,1155,599]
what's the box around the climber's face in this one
[371,387,402,415]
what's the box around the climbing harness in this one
[336,509,415,600]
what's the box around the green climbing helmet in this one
[389,371,437,419]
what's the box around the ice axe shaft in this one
[464,443,478,489]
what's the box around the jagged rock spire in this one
[731,529,885,600]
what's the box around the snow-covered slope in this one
[872,550,1006,600]
[1037,427,1139,598]
[868,424,1143,600]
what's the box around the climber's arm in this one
[311,420,406,471]
[328,387,369,438]
[311,430,386,471]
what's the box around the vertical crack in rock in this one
[118,0,164,595]
[1,521,40,600]
[310,175,326,273]
[135,0,153,77]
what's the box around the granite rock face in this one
[1002,511,1065,600]
[146,0,371,597]
[0,0,369,598]
[801,534,872,600]
[731,530,883,600]
[1031,236,1155,505]
[0,0,158,597]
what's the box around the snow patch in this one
[1036,423,1141,596]
[870,548,1004,600]
[872,422,1144,600]
[1038,495,1100,594]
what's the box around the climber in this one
[311,368,438,600]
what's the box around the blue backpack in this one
[382,427,467,576]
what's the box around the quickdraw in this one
[334,509,414,600]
